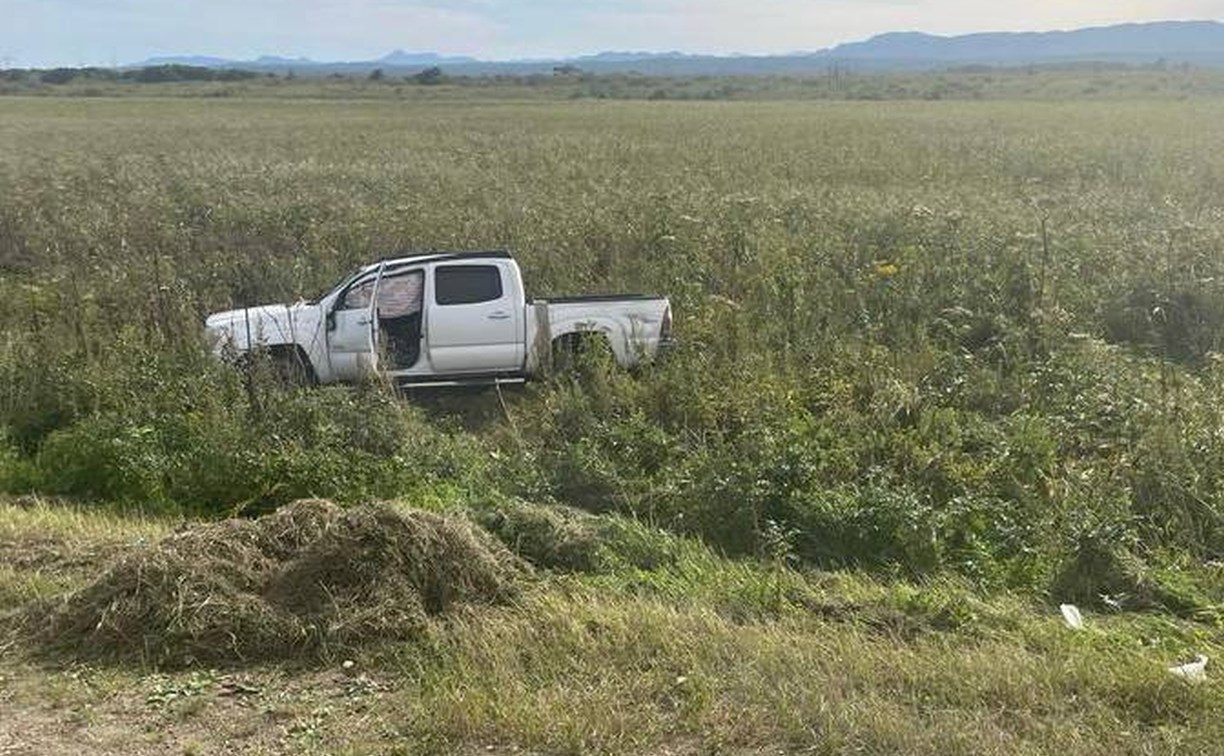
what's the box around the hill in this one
[127,20,1224,75]
[825,20,1224,67]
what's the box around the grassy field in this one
[3,495,1224,755]
[4,90,1224,752]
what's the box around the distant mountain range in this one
[140,49,477,69]
[133,20,1224,75]
[827,20,1224,64]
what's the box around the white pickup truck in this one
[204,250,673,387]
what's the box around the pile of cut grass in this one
[21,499,524,667]
[471,499,683,574]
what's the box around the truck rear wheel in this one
[551,333,614,380]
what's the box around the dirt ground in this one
[0,662,394,756]
[0,661,734,755]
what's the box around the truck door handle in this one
[357,317,372,325]
[487,312,510,320]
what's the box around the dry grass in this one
[0,495,173,620]
[13,499,524,667]
[0,494,172,545]
[392,588,1224,755]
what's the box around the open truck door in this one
[325,261,386,380]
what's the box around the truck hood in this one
[205,303,310,350]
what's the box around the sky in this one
[2,0,1223,67]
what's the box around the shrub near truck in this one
[204,250,673,386]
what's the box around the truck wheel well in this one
[551,331,614,374]
[265,345,317,386]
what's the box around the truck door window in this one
[376,271,424,369]
[376,272,423,317]
[340,279,376,310]
[435,265,503,305]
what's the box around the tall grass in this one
[3,97,1224,598]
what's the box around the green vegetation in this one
[5,65,1224,101]
[3,92,1224,752]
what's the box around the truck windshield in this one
[305,268,362,305]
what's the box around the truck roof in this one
[360,249,513,273]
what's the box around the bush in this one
[13,346,489,513]
[1104,286,1224,363]
[38,416,169,504]
[414,66,444,85]
[0,434,37,493]
[39,68,78,85]
[1050,525,1207,616]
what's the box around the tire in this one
[551,333,614,381]
[268,347,317,387]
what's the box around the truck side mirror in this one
[326,311,337,331]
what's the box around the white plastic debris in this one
[1168,655,1209,682]
[1059,604,1084,630]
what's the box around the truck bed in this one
[532,294,665,304]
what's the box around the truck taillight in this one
[660,307,672,340]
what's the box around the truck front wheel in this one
[246,345,317,387]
